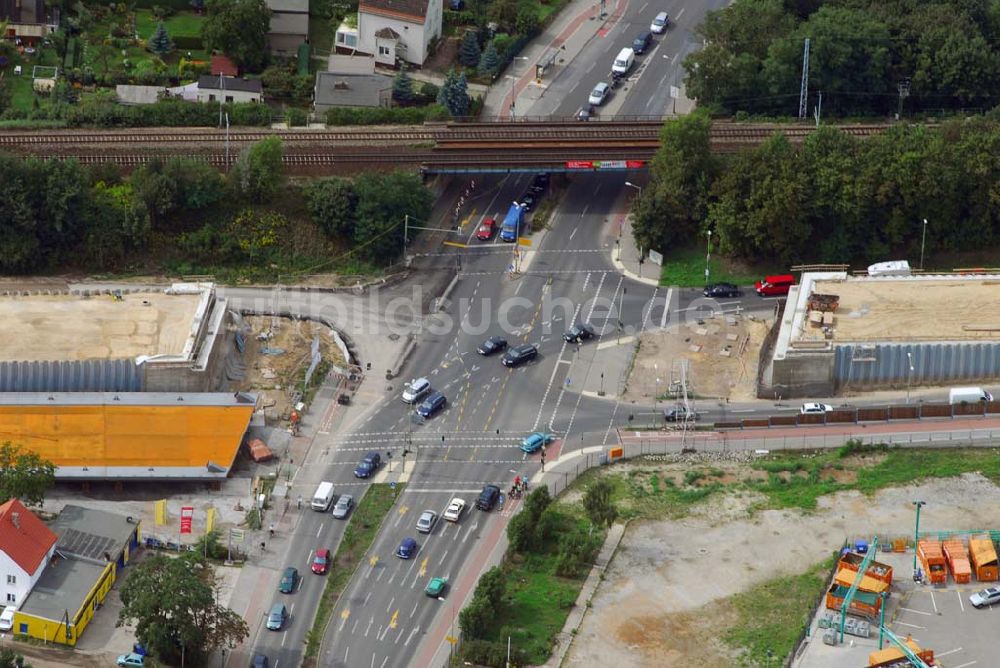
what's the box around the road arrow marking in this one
[369,555,379,567]
[389,609,399,629]
[419,557,429,577]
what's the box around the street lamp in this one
[912,500,926,575]
[507,56,530,121]
[906,352,914,404]
[705,229,713,284]
[919,218,929,270]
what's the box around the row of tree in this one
[684,0,1000,116]
[633,112,1000,266]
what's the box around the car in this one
[563,323,595,343]
[425,576,448,597]
[520,192,536,212]
[520,432,554,454]
[266,602,287,631]
[576,104,594,121]
[416,391,447,418]
[970,586,1000,608]
[588,82,610,106]
[0,606,14,632]
[416,510,438,533]
[397,537,418,559]
[311,548,331,575]
[650,11,669,33]
[332,494,354,519]
[633,31,653,54]
[800,402,834,415]
[354,451,381,478]
[401,377,431,403]
[477,336,507,355]
[116,654,145,667]
[278,566,298,593]
[530,173,550,194]
[663,407,699,422]
[703,283,740,298]
[476,218,496,241]
[477,484,501,511]
[502,343,537,367]
[251,654,269,668]
[443,498,466,522]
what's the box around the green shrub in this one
[172,35,204,51]
[285,107,308,126]
[324,104,448,125]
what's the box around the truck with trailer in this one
[499,203,525,242]
[949,386,993,404]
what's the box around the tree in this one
[522,486,552,523]
[306,177,358,237]
[475,566,505,608]
[477,40,499,77]
[0,443,56,508]
[458,596,491,639]
[392,65,415,104]
[148,21,174,55]
[352,171,432,261]
[582,479,618,528]
[506,509,537,552]
[514,1,539,36]
[0,648,30,668]
[458,30,481,67]
[437,68,470,117]
[118,553,249,665]
[229,136,284,203]
[201,0,270,72]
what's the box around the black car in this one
[563,323,595,343]
[502,343,538,367]
[664,407,699,422]
[416,391,446,418]
[704,282,740,298]
[477,485,501,510]
[477,336,508,355]
[353,451,381,478]
[633,31,653,54]
[576,104,594,121]
[530,173,550,194]
[520,192,536,212]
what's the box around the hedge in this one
[172,35,204,51]
[64,97,272,128]
[324,104,449,125]
[129,0,195,10]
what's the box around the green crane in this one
[839,535,879,643]
[877,624,932,668]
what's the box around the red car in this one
[311,548,331,575]
[476,218,496,241]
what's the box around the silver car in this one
[416,510,438,533]
[970,587,1000,608]
[332,494,354,519]
[588,82,610,106]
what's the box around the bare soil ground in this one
[625,313,772,402]
[564,465,1000,667]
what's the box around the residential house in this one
[0,500,56,609]
[353,0,442,66]
[196,75,264,104]
[266,0,308,56]
[314,64,392,113]
[0,0,57,45]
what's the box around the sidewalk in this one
[610,211,660,287]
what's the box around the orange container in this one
[840,552,894,587]
[969,537,999,582]
[943,540,972,584]
[918,540,947,584]
[869,637,936,667]
[826,584,882,618]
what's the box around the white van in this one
[949,387,993,404]
[612,47,635,75]
[311,481,335,511]
[0,606,15,631]
[650,11,669,34]
[401,378,431,404]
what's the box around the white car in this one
[800,402,834,415]
[443,498,466,522]
[416,510,438,533]
[402,377,431,404]
[970,587,1000,608]
[588,82,610,106]
[650,11,669,34]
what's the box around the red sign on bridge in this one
[565,160,646,170]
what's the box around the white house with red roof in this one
[0,500,57,608]
[354,0,442,66]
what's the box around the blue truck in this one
[499,203,525,242]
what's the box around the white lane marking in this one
[405,626,420,646]
[514,280,524,296]
[936,648,963,658]
[439,548,450,564]
[569,227,577,240]
[585,272,607,323]
[639,1,648,10]
[675,7,685,19]
[894,621,924,629]
[386,596,395,613]
[951,662,977,668]
[315,525,322,539]
[660,288,673,328]
[411,601,419,618]
[957,590,965,612]
[643,287,658,329]
[344,648,349,664]
[930,590,938,613]
[380,656,389,668]
[364,591,372,607]
[365,616,374,636]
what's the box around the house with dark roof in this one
[0,0,57,45]
[196,75,264,104]
[266,0,309,56]
[353,0,443,66]
[0,500,57,608]
[314,69,393,113]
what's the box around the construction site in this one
[764,272,1000,397]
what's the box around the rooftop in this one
[19,555,104,624]
[0,500,57,575]
[360,0,430,21]
[197,76,263,94]
[315,71,392,108]
[50,505,135,563]
[0,289,203,363]
[790,273,1000,345]
[0,392,256,406]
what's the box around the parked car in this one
[650,11,669,33]
[397,537,418,559]
[476,218,496,241]
[402,377,432,403]
[266,603,287,631]
[703,283,740,298]
[279,566,299,593]
[416,510,438,533]
[663,407,699,422]
[530,173,550,194]
[443,498,466,522]
[800,402,833,415]
[117,655,145,667]
[416,391,447,418]
[477,336,508,355]
[311,548,331,575]
[588,82,610,106]
[502,343,538,367]
[354,451,381,478]
[251,654,269,668]
[520,432,554,454]
[633,31,653,54]
[332,494,354,519]
[425,576,448,597]
[564,323,595,343]
[970,586,1000,608]
[477,485,501,511]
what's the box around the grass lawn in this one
[7,74,37,113]
[134,9,205,40]
[722,557,835,664]
[658,244,769,288]
[303,483,403,666]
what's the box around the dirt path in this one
[564,473,1000,666]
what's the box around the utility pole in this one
[920,218,928,270]
[897,78,911,121]
[798,38,810,120]
[912,500,926,574]
[813,91,822,127]
[704,229,712,284]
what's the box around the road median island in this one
[302,483,405,666]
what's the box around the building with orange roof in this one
[0,499,57,608]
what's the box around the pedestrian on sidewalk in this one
[297,495,303,510]
[268,524,275,538]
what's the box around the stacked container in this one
[918,539,947,584]
[943,539,972,584]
